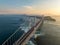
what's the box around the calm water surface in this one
[40,16,60,45]
[0,15,39,45]
[0,15,26,45]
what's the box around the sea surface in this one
[40,16,60,45]
[0,14,39,45]
[0,15,26,45]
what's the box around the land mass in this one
[44,16,56,21]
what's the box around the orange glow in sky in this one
[0,0,60,16]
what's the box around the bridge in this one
[2,15,44,45]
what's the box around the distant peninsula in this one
[44,16,56,21]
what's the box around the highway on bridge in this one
[1,15,44,45]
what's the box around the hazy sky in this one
[0,0,60,15]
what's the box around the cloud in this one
[0,8,41,14]
[0,9,22,14]
[1,6,60,15]
[23,6,34,10]
[0,6,40,14]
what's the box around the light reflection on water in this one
[40,16,60,45]
[51,16,60,25]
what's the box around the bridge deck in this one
[14,16,44,45]
[0,15,43,45]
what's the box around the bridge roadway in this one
[14,16,44,45]
[2,16,44,45]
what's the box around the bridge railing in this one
[14,16,44,45]
[2,16,44,45]
[2,26,25,45]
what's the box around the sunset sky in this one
[0,0,60,16]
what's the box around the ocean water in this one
[0,15,40,45]
[0,15,32,45]
[39,16,60,45]
[0,15,26,45]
